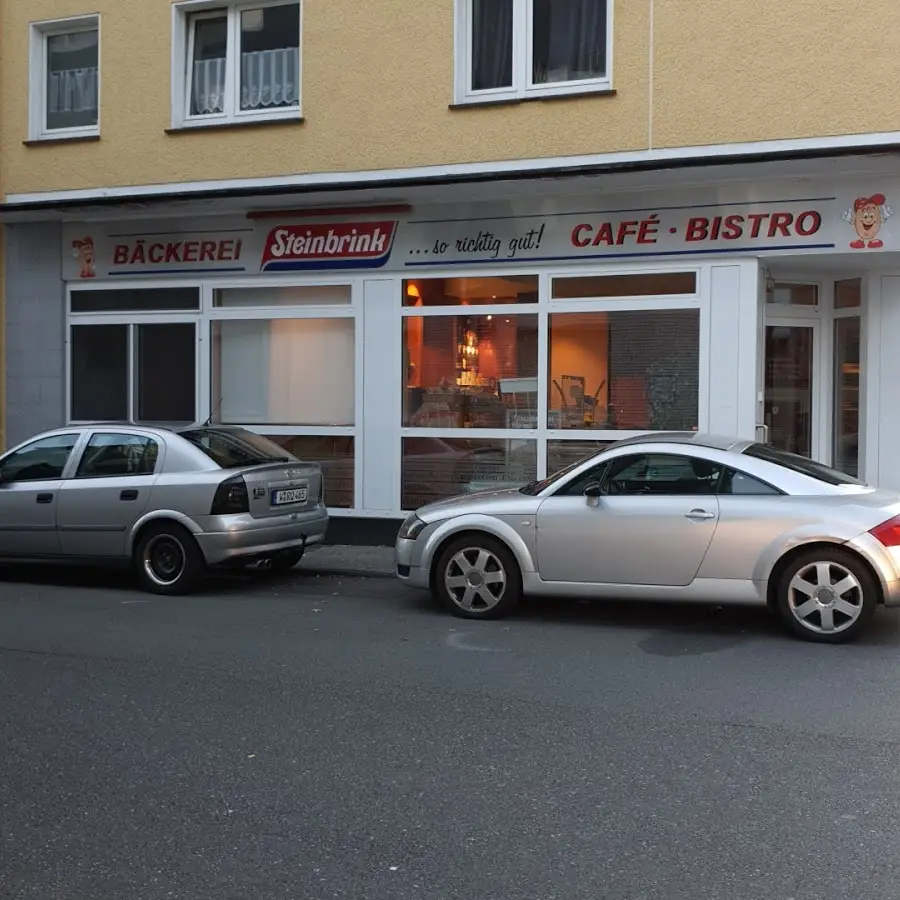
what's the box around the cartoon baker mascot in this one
[842,194,893,249]
[71,236,96,278]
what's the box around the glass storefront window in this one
[214,285,352,307]
[403,314,539,428]
[547,440,613,476]
[211,318,355,426]
[768,283,818,306]
[268,436,355,508]
[403,275,538,307]
[548,309,700,431]
[401,437,536,509]
[551,272,696,299]
[70,287,200,313]
[135,324,197,423]
[833,317,861,477]
[70,324,128,421]
[834,278,862,310]
[70,323,196,423]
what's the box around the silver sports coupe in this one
[0,424,327,594]
[396,432,900,643]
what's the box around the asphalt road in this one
[3,565,900,900]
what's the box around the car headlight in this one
[398,514,427,541]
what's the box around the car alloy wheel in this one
[444,546,508,613]
[143,534,187,588]
[777,548,877,643]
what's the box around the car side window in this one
[718,467,782,496]
[554,462,610,497]
[75,433,159,479]
[602,453,723,496]
[0,434,79,483]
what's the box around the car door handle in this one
[685,508,716,521]
[36,493,53,504]
[120,489,139,501]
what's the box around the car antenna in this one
[204,398,224,426]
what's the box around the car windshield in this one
[179,427,294,469]
[742,442,866,487]
[519,452,602,495]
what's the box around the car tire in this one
[134,521,206,596]
[775,547,878,643]
[433,535,522,620]
[270,548,305,572]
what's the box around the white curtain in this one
[48,66,98,115]
[241,47,300,109]
[192,47,299,114]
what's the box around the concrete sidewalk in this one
[300,544,395,578]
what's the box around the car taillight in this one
[870,514,900,547]
[211,475,249,515]
[318,477,324,503]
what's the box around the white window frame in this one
[453,0,613,106]
[171,0,302,129]
[28,15,101,141]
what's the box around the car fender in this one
[419,513,537,577]
[751,522,864,584]
[126,510,203,555]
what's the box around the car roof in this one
[609,432,755,453]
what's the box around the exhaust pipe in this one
[252,558,273,571]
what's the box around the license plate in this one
[271,488,307,506]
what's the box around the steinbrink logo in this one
[261,221,398,272]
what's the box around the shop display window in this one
[551,272,697,299]
[402,314,539,428]
[548,310,700,431]
[547,440,613,476]
[70,287,200,313]
[214,285,352,307]
[70,322,196,423]
[403,275,538,307]
[401,437,536,510]
[268,436,355,508]
[211,318,355,426]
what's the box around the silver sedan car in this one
[0,424,328,594]
[396,432,900,643]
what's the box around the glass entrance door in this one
[764,320,818,457]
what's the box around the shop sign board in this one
[62,184,899,280]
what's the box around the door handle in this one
[36,493,53,504]
[120,489,139,501]
[685,509,715,521]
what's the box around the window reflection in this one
[401,438,536,509]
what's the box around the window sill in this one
[450,88,616,110]
[23,133,101,147]
[166,115,305,135]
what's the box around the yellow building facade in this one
[2,0,900,195]
[2,0,900,532]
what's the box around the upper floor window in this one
[455,0,612,105]
[28,16,100,141]
[173,0,301,128]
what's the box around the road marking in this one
[120,600,148,605]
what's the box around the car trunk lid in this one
[239,461,323,519]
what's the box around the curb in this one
[298,566,395,580]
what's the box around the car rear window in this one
[742,443,865,486]
[179,428,294,469]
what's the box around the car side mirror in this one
[583,482,603,506]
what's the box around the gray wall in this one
[4,222,66,448]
